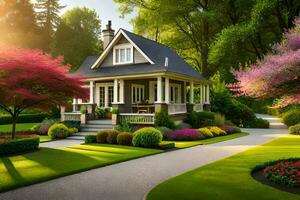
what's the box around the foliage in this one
[80,108,87,114]
[0,113,49,125]
[95,107,105,119]
[0,45,88,138]
[117,132,133,146]
[214,113,225,126]
[159,142,175,150]
[114,120,133,133]
[0,135,39,156]
[48,123,69,139]
[62,120,81,131]
[34,118,59,135]
[184,111,215,128]
[233,18,300,108]
[166,129,201,141]
[52,7,102,70]
[208,127,227,136]
[263,159,300,187]
[219,125,241,134]
[282,109,300,127]
[68,128,78,135]
[156,126,172,140]
[132,127,162,148]
[198,128,214,138]
[245,118,270,129]
[106,130,120,144]
[96,131,109,143]
[84,134,97,144]
[154,110,176,129]
[289,124,300,135]
[111,107,119,114]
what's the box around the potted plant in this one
[104,107,112,119]
[111,107,119,125]
[95,106,105,119]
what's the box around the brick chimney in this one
[102,21,115,49]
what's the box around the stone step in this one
[87,120,112,125]
[82,124,113,129]
[81,128,111,132]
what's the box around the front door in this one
[96,83,114,108]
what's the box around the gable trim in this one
[91,29,154,69]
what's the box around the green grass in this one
[0,144,162,192]
[147,135,300,200]
[161,132,249,148]
[0,123,36,132]
[39,135,52,143]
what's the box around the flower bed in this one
[166,129,201,141]
[263,160,300,187]
[0,134,40,156]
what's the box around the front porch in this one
[62,74,210,124]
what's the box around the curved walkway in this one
[0,116,287,200]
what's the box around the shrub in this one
[282,109,300,127]
[214,113,225,126]
[0,136,40,156]
[208,126,227,136]
[62,120,81,131]
[85,135,97,143]
[96,131,109,143]
[166,129,202,141]
[35,118,59,135]
[154,110,176,129]
[114,120,133,133]
[198,128,214,138]
[117,132,133,146]
[0,113,49,125]
[184,111,215,128]
[156,126,172,139]
[289,124,300,135]
[111,107,119,114]
[30,124,41,132]
[159,142,175,150]
[132,127,162,148]
[246,117,270,128]
[219,125,241,134]
[106,130,120,144]
[48,123,69,139]
[95,107,105,119]
[68,128,78,135]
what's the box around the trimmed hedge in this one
[289,124,300,135]
[106,130,120,144]
[0,136,40,156]
[0,113,49,125]
[117,132,133,146]
[132,127,162,148]
[85,135,97,143]
[96,130,119,143]
[282,109,300,127]
[48,124,69,139]
[159,142,175,150]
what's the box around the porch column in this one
[113,79,118,104]
[157,76,162,103]
[202,84,205,104]
[89,81,94,104]
[104,86,109,107]
[165,77,170,104]
[206,84,210,104]
[200,84,203,105]
[190,82,194,104]
[119,79,124,103]
[72,98,77,112]
[183,81,186,103]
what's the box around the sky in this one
[34,0,135,31]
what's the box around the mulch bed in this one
[252,169,300,195]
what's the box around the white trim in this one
[190,82,194,104]
[113,79,118,104]
[91,29,154,69]
[157,76,162,103]
[113,43,134,65]
[119,79,124,103]
[170,83,181,104]
[165,77,170,104]
[131,84,145,104]
[95,82,114,107]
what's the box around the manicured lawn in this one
[39,135,52,142]
[161,132,249,148]
[0,123,36,132]
[0,144,162,192]
[147,135,300,200]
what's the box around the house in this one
[62,21,210,125]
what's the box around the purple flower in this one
[166,129,200,141]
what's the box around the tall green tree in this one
[0,0,41,48]
[51,7,102,71]
[35,0,65,51]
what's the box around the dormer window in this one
[113,44,133,65]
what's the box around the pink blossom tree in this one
[0,45,88,138]
[233,18,300,108]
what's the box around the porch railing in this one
[62,112,81,121]
[193,104,203,112]
[168,104,187,114]
[118,113,155,124]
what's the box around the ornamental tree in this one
[0,45,88,138]
[233,18,300,108]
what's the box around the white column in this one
[72,98,77,112]
[200,84,203,105]
[183,81,186,103]
[157,76,162,103]
[206,84,210,104]
[113,79,118,104]
[202,84,205,104]
[89,81,94,104]
[119,79,124,103]
[104,86,109,107]
[165,77,170,104]
[190,82,194,104]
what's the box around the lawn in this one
[147,135,300,200]
[0,123,36,132]
[161,132,249,148]
[0,144,162,192]
[39,135,52,142]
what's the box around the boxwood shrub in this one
[289,124,300,135]
[282,109,300,127]
[62,120,81,131]
[0,113,49,125]
[85,135,97,143]
[159,142,175,150]
[132,127,162,148]
[0,136,40,156]
[96,130,119,143]
[117,132,133,146]
[106,130,120,144]
[48,123,69,139]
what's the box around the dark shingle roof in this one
[74,29,206,80]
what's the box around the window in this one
[114,44,133,64]
[170,84,181,104]
[108,86,113,107]
[99,87,105,107]
[132,84,144,104]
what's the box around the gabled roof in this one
[75,29,206,80]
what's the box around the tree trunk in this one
[201,19,209,77]
[12,117,17,139]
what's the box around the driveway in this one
[0,126,287,200]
